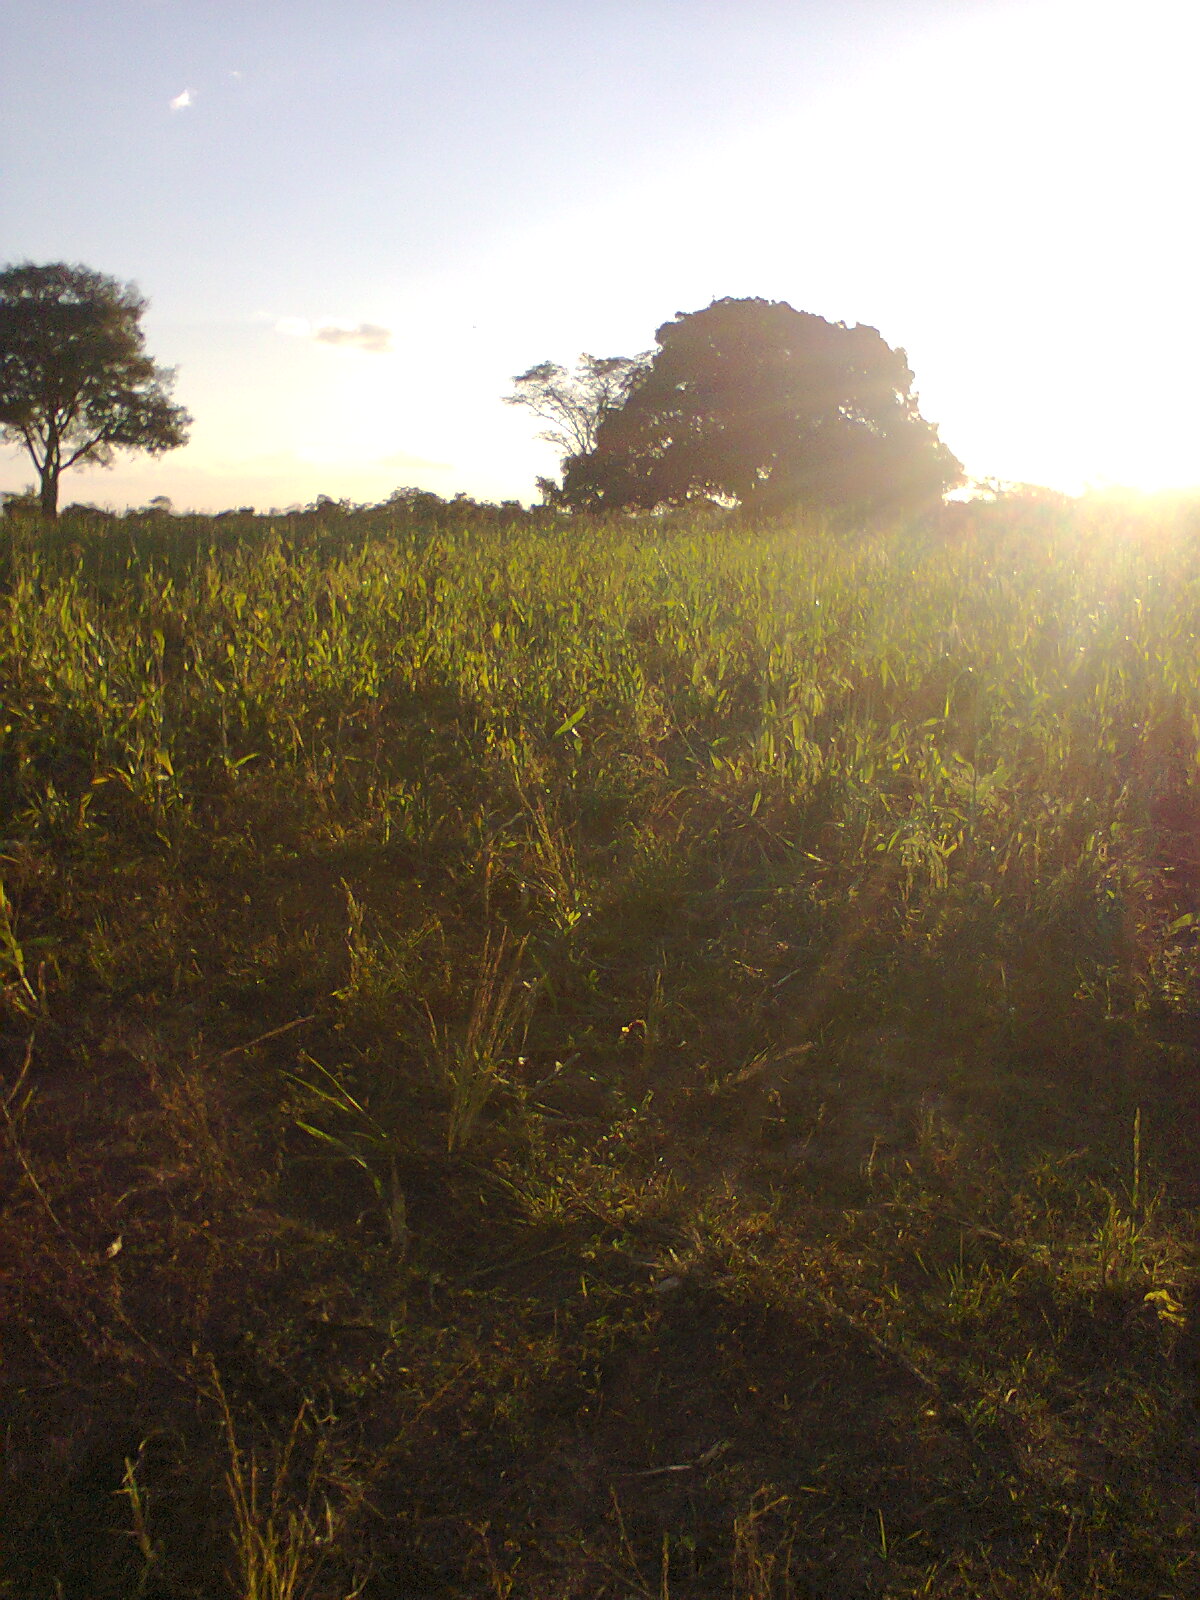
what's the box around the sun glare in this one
[5,0,1197,510]
[729,1,1200,499]
[445,0,1200,504]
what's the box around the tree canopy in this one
[558,298,962,516]
[505,353,648,503]
[0,261,191,516]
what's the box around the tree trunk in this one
[38,466,59,519]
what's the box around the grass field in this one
[2,495,1199,1598]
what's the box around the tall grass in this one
[2,495,1199,1598]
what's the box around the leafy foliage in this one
[505,352,649,502]
[0,261,191,516]
[561,297,962,516]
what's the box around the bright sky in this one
[2,0,1197,510]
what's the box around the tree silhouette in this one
[0,262,191,517]
[505,353,648,502]
[560,298,961,517]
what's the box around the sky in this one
[2,0,1198,511]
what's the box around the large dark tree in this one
[0,262,191,517]
[560,298,961,516]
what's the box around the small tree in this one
[504,352,648,502]
[0,262,191,517]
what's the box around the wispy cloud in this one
[273,317,394,354]
[169,89,194,111]
[313,322,393,354]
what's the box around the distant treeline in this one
[0,486,565,586]
[3,484,542,531]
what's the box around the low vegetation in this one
[2,494,1199,1598]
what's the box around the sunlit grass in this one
[2,494,1199,1597]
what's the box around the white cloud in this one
[169,89,194,111]
[313,322,393,354]
[272,317,394,354]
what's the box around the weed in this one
[217,1378,363,1600]
[287,1053,409,1251]
[425,927,533,1152]
[0,878,39,1014]
[115,1448,161,1599]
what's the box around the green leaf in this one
[293,1121,384,1201]
[552,705,587,738]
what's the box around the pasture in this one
[2,498,1199,1597]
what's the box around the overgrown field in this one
[2,500,1199,1598]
